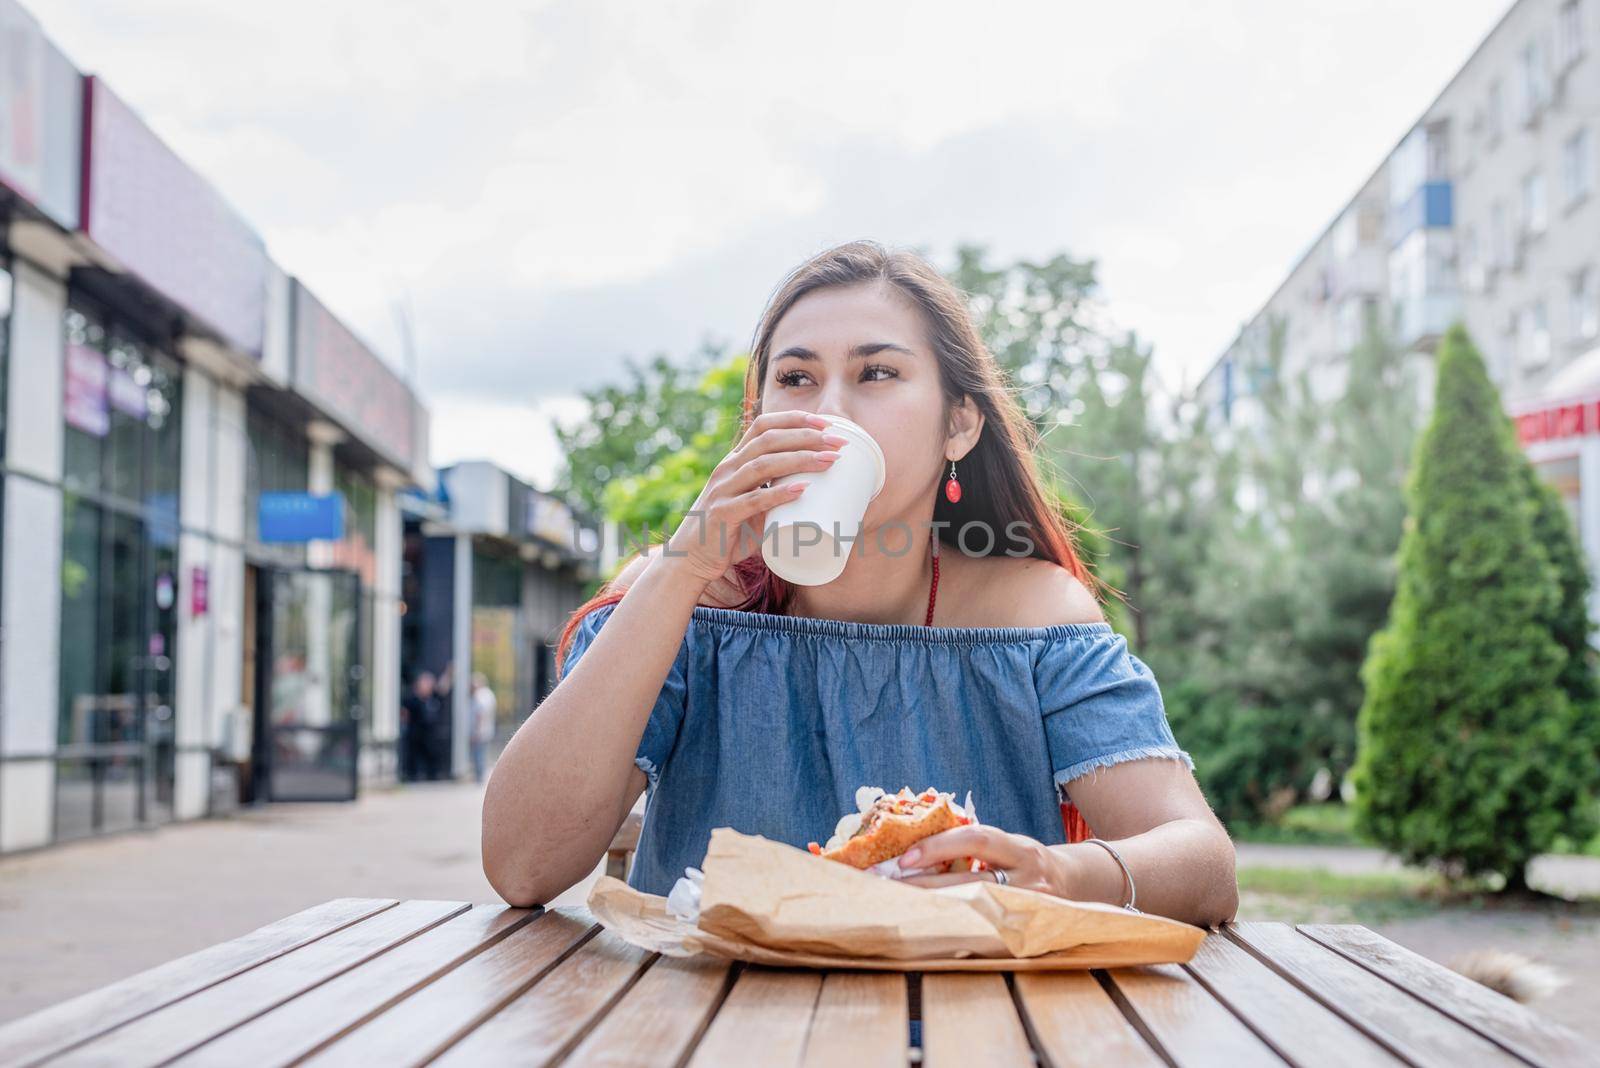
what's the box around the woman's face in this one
[762,280,950,526]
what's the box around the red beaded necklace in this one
[925,540,940,627]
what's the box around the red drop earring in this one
[944,459,962,504]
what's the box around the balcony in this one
[1388,181,1454,246]
[1393,292,1462,352]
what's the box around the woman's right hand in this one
[662,409,848,586]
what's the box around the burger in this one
[806,786,986,876]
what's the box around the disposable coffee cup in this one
[761,415,886,585]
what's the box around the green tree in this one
[553,339,733,518]
[1151,312,1420,825]
[603,354,750,553]
[947,244,1100,428]
[1352,323,1589,888]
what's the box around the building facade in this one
[1197,0,1600,619]
[401,461,601,780]
[0,0,431,851]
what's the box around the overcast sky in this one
[29,0,1511,487]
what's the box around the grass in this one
[1236,865,1456,925]
[1233,802,1600,857]
[1232,804,1361,846]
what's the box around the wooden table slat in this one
[10,903,1576,1068]
[168,905,536,1068]
[1102,963,1287,1067]
[1225,923,1525,1068]
[1297,924,1588,1068]
[560,955,734,1068]
[1183,932,1404,1067]
[49,900,469,1068]
[919,973,1034,1067]
[430,930,654,1066]
[0,898,396,1068]
[1012,971,1165,1068]
[297,909,596,1068]
[799,973,908,1068]
[688,969,822,1068]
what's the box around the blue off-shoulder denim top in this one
[558,601,1194,896]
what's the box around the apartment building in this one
[1197,0,1600,611]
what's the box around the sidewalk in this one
[1236,842,1600,898]
[0,779,600,1025]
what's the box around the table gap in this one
[1178,951,1380,1068]
[906,973,922,1057]
[398,919,603,1066]
[1091,969,1179,1067]
[664,961,744,1068]
[430,942,661,1067]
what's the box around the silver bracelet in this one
[1083,837,1140,913]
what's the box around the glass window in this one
[244,406,310,565]
[1559,0,1585,69]
[1487,79,1504,143]
[0,260,11,452]
[1565,128,1593,204]
[63,308,107,494]
[56,300,183,841]
[1522,171,1548,235]
[1572,267,1600,340]
[1490,199,1511,267]
[332,462,377,588]
[1521,37,1550,120]
[1518,301,1552,367]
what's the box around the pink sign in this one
[64,342,109,437]
[191,566,209,617]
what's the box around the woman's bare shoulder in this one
[955,553,1105,627]
[609,545,746,609]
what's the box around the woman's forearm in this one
[481,553,706,906]
[1050,818,1238,928]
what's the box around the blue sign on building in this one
[259,492,345,543]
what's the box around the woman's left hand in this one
[896,825,1072,895]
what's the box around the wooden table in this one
[0,899,1586,1067]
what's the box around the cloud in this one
[26,0,1512,485]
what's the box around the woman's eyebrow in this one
[774,341,917,361]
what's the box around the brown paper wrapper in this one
[587,828,1205,971]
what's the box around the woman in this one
[483,240,1238,927]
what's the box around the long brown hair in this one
[555,239,1111,674]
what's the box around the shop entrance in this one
[251,567,364,802]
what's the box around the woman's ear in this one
[946,395,985,461]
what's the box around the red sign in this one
[1516,401,1600,446]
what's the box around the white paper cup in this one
[760,414,886,586]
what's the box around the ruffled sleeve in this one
[1034,628,1193,798]
[558,601,689,791]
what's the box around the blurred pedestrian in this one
[470,672,498,783]
[431,661,455,780]
[400,672,437,782]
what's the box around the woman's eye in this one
[776,371,811,388]
[862,364,899,382]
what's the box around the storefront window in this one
[333,462,377,739]
[245,406,310,567]
[56,301,182,840]
[1,258,11,451]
